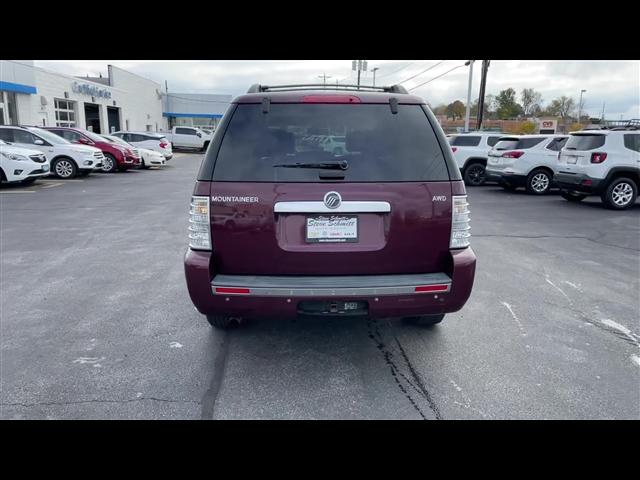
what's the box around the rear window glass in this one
[212,104,449,182]
[450,135,481,147]
[545,137,568,151]
[487,136,501,147]
[493,138,519,150]
[623,134,639,152]
[565,134,606,151]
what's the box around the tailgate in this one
[208,182,452,276]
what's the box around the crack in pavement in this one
[367,318,442,420]
[474,234,639,252]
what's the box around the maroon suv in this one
[44,126,140,172]
[184,84,476,329]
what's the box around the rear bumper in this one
[484,168,527,187]
[555,172,603,194]
[184,248,476,319]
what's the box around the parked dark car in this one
[184,84,476,329]
[43,126,140,172]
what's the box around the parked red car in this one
[184,83,476,329]
[43,126,140,172]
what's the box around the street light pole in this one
[352,60,367,89]
[578,89,587,124]
[318,73,332,88]
[372,67,379,86]
[464,60,474,133]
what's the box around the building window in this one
[0,91,19,125]
[54,99,76,127]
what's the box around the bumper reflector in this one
[415,284,450,293]
[214,287,251,295]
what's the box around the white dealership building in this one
[0,61,231,133]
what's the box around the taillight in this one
[189,196,211,250]
[451,147,458,153]
[160,142,168,148]
[502,151,525,158]
[450,195,471,249]
[591,152,607,163]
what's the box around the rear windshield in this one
[211,104,450,182]
[494,137,545,150]
[487,136,502,147]
[450,135,481,147]
[565,134,606,151]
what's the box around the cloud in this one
[34,60,640,119]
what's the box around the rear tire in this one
[560,190,587,202]
[206,314,240,329]
[402,314,445,326]
[601,177,637,210]
[526,169,552,195]
[101,153,118,173]
[463,162,486,186]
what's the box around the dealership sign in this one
[72,81,112,99]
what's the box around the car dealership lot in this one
[1,153,638,420]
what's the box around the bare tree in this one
[521,88,543,116]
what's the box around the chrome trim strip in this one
[274,201,391,213]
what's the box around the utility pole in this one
[601,102,606,122]
[165,80,168,93]
[352,60,368,89]
[578,89,587,124]
[476,60,490,131]
[372,67,379,86]
[318,73,332,88]
[464,60,474,133]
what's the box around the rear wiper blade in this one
[273,160,348,170]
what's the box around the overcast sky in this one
[35,60,640,119]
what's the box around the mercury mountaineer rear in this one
[184,83,476,328]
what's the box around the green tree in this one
[517,120,537,134]
[495,88,524,119]
[445,100,466,120]
[432,104,448,116]
[521,88,543,116]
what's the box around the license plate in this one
[306,215,358,243]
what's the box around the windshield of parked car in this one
[28,127,72,145]
[212,103,450,182]
[102,135,132,148]
[82,130,108,143]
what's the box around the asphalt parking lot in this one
[1,153,638,420]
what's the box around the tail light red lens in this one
[415,284,450,293]
[160,142,168,148]
[502,151,525,159]
[451,147,458,153]
[214,287,250,295]
[590,152,607,163]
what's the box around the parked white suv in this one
[555,128,640,209]
[485,134,569,194]
[101,134,166,168]
[447,132,506,186]
[0,139,50,184]
[112,131,173,160]
[0,126,104,179]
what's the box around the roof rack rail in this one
[246,83,409,94]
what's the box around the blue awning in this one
[0,80,37,95]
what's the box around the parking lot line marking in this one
[39,179,84,183]
[41,182,64,189]
[0,189,36,193]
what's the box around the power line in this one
[408,63,467,91]
[398,61,446,84]
[375,61,415,79]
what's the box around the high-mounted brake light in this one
[302,95,361,103]
[450,195,471,249]
[590,152,607,163]
[502,151,525,158]
[188,196,211,250]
